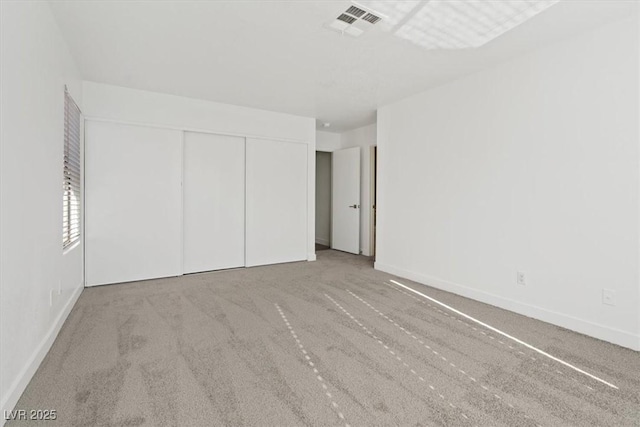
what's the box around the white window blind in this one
[63,88,81,249]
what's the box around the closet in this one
[84,121,308,286]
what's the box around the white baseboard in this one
[1,284,84,425]
[315,237,330,246]
[307,253,317,262]
[374,262,640,352]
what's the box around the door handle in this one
[349,204,360,209]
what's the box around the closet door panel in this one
[245,138,307,267]
[183,132,245,273]
[85,121,182,286]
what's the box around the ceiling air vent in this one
[327,3,384,38]
[337,13,357,24]
[345,5,366,18]
[362,13,382,24]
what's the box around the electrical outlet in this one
[602,289,616,306]
[516,271,526,286]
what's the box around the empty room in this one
[2,0,640,426]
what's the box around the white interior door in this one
[183,132,245,273]
[332,147,360,254]
[245,138,307,267]
[85,121,182,286]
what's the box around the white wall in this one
[83,82,317,262]
[377,17,640,350]
[638,5,640,349]
[341,124,377,256]
[316,152,332,246]
[1,1,84,419]
[317,130,342,152]
[83,82,315,143]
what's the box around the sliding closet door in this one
[85,121,182,286]
[183,132,245,273]
[245,138,307,267]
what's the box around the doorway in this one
[315,151,332,251]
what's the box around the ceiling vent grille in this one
[337,13,357,24]
[327,3,384,38]
[362,13,381,24]
[345,5,366,18]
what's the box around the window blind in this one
[63,88,81,249]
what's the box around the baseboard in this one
[307,253,317,262]
[374,262,640,351]
[1,284,83,425]
[315,237,329,246]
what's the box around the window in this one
[63,88,81,249]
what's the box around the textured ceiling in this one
[49,0,634,132]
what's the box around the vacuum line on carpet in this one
[346,289,540,427]
[388,280,618,390]
[383,282,595,392]
[275,304,350,427]
[324,294,473,425]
